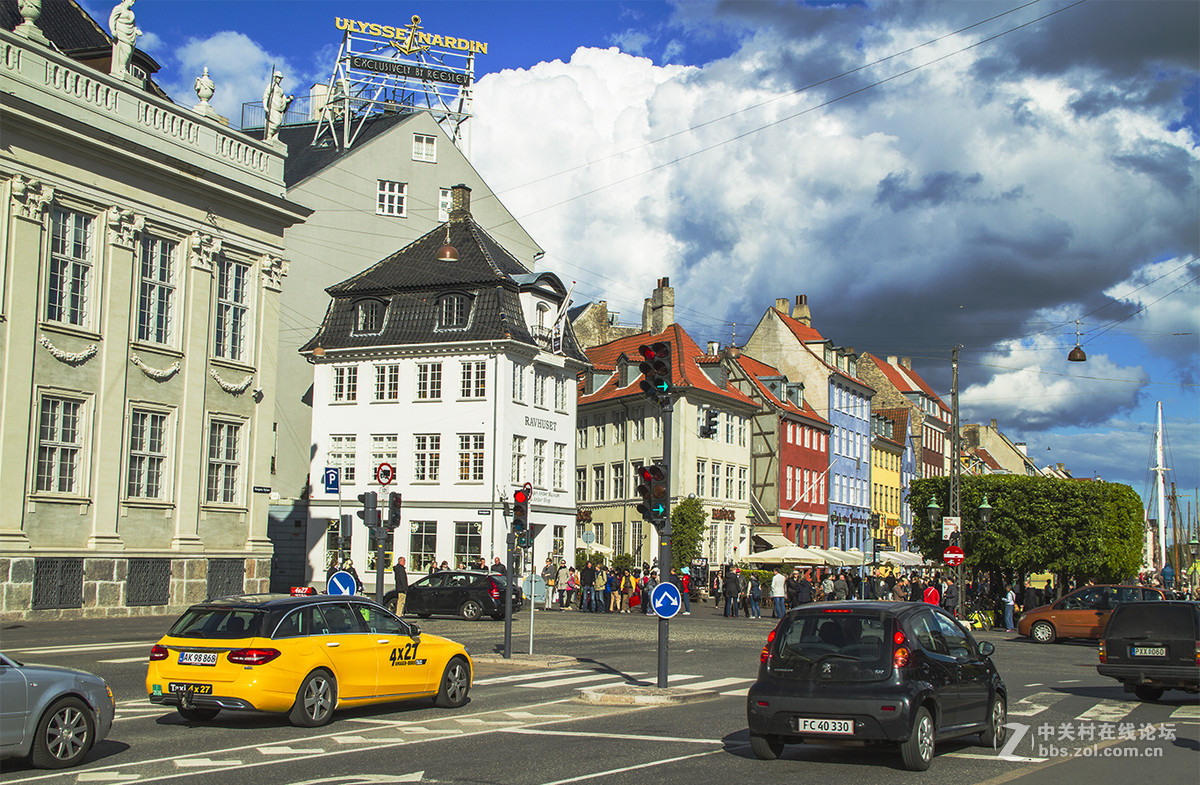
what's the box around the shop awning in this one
[753,532,794,549]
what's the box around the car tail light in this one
[1098,640,1106,664]
[760,628,777,663]
[892,629,909,668]
[227,648,281,666]
[1195,641,1199,666]
[488,580,501,601]
[149,644,169,661]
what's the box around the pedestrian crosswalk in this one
[1005,690,1199,723]
[476,668,755,696]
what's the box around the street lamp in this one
[927,498,942,526]
[978,497,992,526]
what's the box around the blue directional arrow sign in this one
[650,581,682,619]
[327,570,356,596]
[323,467,340,494]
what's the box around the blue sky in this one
[82,1,1198,524]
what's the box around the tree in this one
[908,476,1144,583]
[670,497,708,571]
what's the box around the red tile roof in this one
[773,309,873,390]
[862,353,950,415]
[732,354,829,426]
[579,325,757,408]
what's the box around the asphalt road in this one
[2,602,1196,784]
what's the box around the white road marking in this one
[505,711,569,719]
[475,669,588,685]
[529,672,647,688]
[1170,704,1200,720]
[538,748,725,785]
[455,718,518,725]
[1076,699,1135,723]
[675,677,750,692]
[175,759,241,768]
[1025,683,1043,687]
[3,641,154,655]
[946,751,1047,762]
[504,727,722,745]
[258,746,326,755]
[76,775,142,782]
[1009,691,1069,717]
[100,656,152,664]
[1059,679,1082,683]
[332,736,376,744]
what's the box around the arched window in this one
[354,298,386,334]
[438,293,470,329]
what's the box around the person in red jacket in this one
[923,578,941,605]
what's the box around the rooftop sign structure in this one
[243,14,482,150]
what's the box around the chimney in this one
[887,356,899,366]
[794,294,811,326]
[774,298,790,315]
[643,277,675,334]
[1056,462,1065,472]
[900,357,912,369]
[990,419,998,429]
[449,183,471,222]
[1015,441,1027,456]
[707,341,719,356]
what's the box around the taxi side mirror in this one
[979,641,995,657]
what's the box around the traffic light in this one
[700,407,719,438]
[387,492,402,532]
[638,341,672,402]
[635,463,669,525]
[513,481,531,536]
[356,491,379,529]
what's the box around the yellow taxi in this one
[145,594,472,726]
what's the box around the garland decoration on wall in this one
[210,367,253,394]
[130,354,180,381]
[39,334,97,364]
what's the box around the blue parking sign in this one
[323,467,340,494]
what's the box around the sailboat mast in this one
[1153,401,1167,571]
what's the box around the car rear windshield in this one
[168,607,264,639]
[772,611,892,682]
[1106,604,1198,640]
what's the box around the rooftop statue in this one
[108,0,141,78]
[262,70,294,143]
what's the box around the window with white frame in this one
[593,418,605,447]
[412,133,437,162]
[376,180,407,216]
[696,460,706,497]
[410,521,436,572]
[725,414,734,443]
[533,439,546,487]
[738,416,747,447]
[438,188,452,222]
[612,522,625,555]
[136,234,177,345]
[652,414,662,439]
[333,365,358,402]
[413,434,440,481]
[512,362,526,402]
[594,522,604,545]
[35,393,86,494]
[453,521,482,568]
[374,364,399,401]
[554,376,568,411]
[205,417,243,505]
[577,416,588,449]
[511,435,526,484]
[553,443,566,490]
[416,362,442,400]
[739,467,748,500]
[612,412,624,443]
[215,256,250,361]
[438,294,469,329]
[725,464,734,498]
[328,434,356,484]
[631,521,644,554]
[356,299,385,334]
[533,369,548,408]
[461,360,486,398]
[126,407,169,499]
[785,466,793,501]
[371,434,398,483]
[576,467,587,501]
[592,465,605,500]
[631,406,645,440]
[458,433,484,481]
[47,208,94,327]
[612,462,625,498]
[710,462,721,497]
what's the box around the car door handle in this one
[326,642,340,647]
[377,639,390,644]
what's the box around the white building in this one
[301,186,588,593]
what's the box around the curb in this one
[575,684,721,706]
[471,653,580,669]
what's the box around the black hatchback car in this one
[1097,601,1199,701]
[387,571,523,621]
[747,601,1006,771]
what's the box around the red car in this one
[1018,584,1165,644]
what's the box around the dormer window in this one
[355,298,386,334]
[438,293,470,330]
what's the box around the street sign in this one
[376,462,394,486]
[942,516,961,539]
[943,545,965,566]
[323,466,340,494]
[892,525,905,538]
[650,582,682,619]
[581,530,595,544]
[327,570,357,596]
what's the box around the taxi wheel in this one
[900,706,934,771]
[1030,621,1057,644]
[459,599,483,621]
[30,697,94,769]
[289,670,337,727]
[435,657,471,708]
[749,733,785,760]
[177,706,220,722]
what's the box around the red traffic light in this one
[514,488,529,504]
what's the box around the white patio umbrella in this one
[806,547,857,566]
[748,545,825,565]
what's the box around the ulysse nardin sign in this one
[349,56,470,86]
[335,14,489,56]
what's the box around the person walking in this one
[748,573,762,619]
[1003,583,1017,631]
[797,569,814,605]
[541,558,556,610]
[580,561,596,612]
[593,564,607,612]
[923,577,941,605]
[392,556,409,616]
[833,572,849,601]
[771,569,787,618]
[711,570,723,611]
[491,557,506,575]
[821,571,835,602]
[724,568,742,618]
[556,561,571,609]
[942,575,960,616]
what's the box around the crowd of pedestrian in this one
[533,558,694,616]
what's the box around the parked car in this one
[1097,600,1200,701]
[388,570,523,621]
[1018,584,1165,644]
[746,601,1006,771]
[0,652,114,768]
[146,594,472,727]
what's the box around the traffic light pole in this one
[657,397,673,689]
[503,532,515,659]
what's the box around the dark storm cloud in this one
[1111,141,1197,196]
[874,170,985,211]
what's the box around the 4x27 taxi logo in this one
[389,641,426,667]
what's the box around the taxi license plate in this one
[178,651,219,666]
[794,717,854,735]
[1131,646,1166,657]
[168,682,213,695]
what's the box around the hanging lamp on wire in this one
[1067,319,1087,362]
[437,223,458,263]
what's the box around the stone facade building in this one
[859,352,950,481]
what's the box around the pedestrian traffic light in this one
[700,407,719,438]
[387,492,402,532]
[513,482,531,535]
[638,341,672,402]
[635,463,669,524]
[356,491,379,529]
